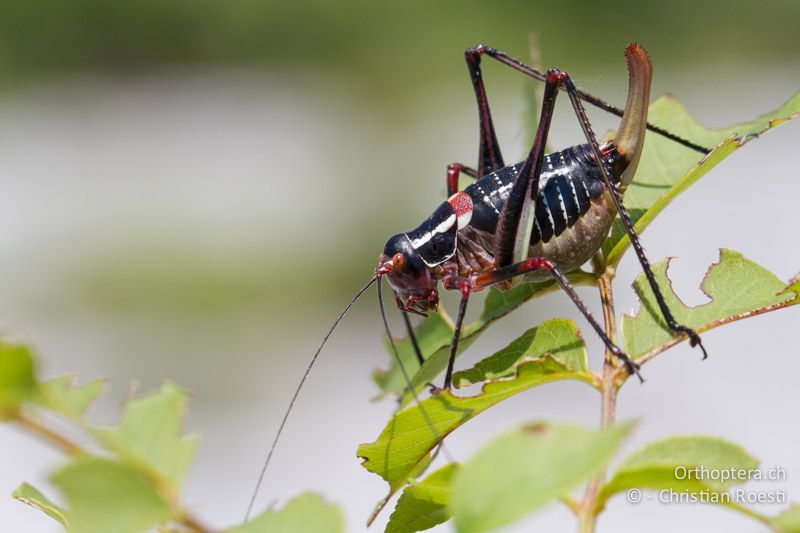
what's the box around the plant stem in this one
[180,512,214,533]
[14,412,85,457]
[13,411,213,533]
[577,270,623,533]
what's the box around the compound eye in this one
[392,253,406,270]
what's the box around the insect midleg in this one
[467,44,711,154]
[446,163,478,196]
[556,49,707,358]
[444,257,642,381]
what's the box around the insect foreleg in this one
[440,284,470,391]
[441,257,642,383]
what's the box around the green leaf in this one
[37,376,105,418]
[358,356,596,521]
[12,482,68,527]
[371,310,454,400]
[451,421,634,533]
[597,435,758,512]
[452,318,587,387]
[623,249,800,359]
[0,342,38,418]
[772,504,800,533]
[51,458,172,533]
[382,272,596,405]
[603,91,800,267]
[397,281,560,404]
[227,493,344,533]
[375,91,800,401]
[386,464,458,533]
[92,382,198,490]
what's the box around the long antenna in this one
[377,279,454,464]
[244,276,375,521]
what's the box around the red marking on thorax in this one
[448,191,473,229]
[448,191,473,219]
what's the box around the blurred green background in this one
[1,0,798,313]
[1,0,799,86]
[0,1,798,532]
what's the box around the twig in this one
[577,268,623,533]
[13,412,85,457]
[12,410,213,533]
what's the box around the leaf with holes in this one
[91,382,198,490]
[376,91,800,401]
[622,249,799,359]
[37,376,105,418]
[603,91,800,266]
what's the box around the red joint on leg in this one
[514,257,553,274]
[546,69,569,84]
[520,257,553,272]
[447,163,461,195]
[442,275,473,299]
[456,279,472,299]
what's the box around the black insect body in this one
[246,43,709,519]
[379,44,706,389]
[385,144,615,294]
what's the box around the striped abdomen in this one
[460,144,618,277]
